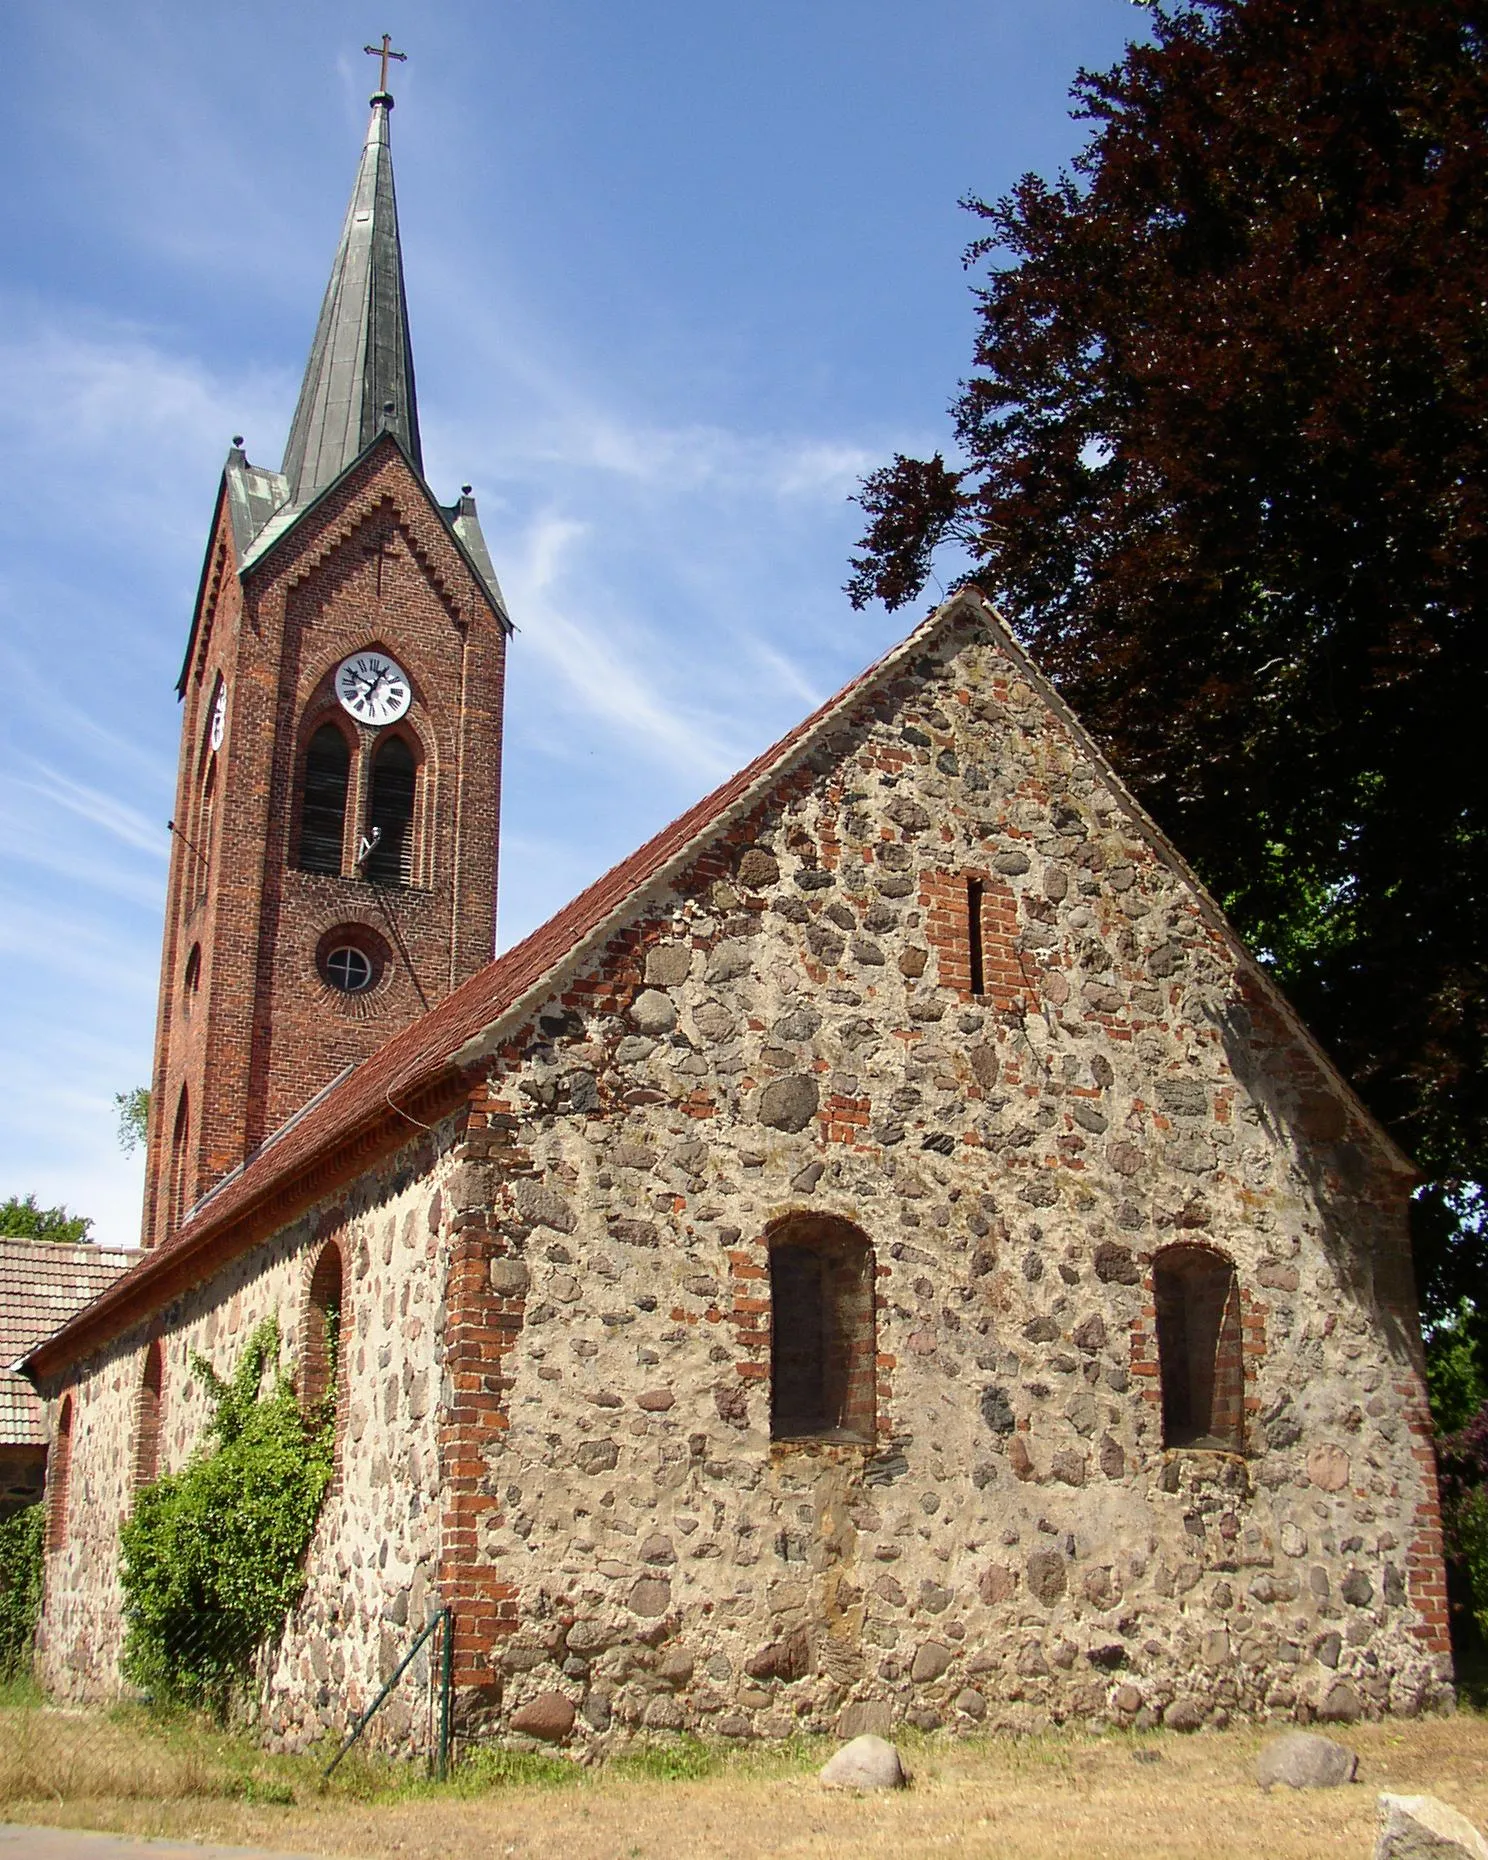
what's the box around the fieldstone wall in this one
[35,598,1450,1755]
[36,1130,454,1755]
[438,605,1450,1746]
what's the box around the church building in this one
[25,74,1452,1751]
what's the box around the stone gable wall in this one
[38,1133,453,1755]
[438,611,1448,1745]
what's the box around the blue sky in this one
[0,1,1145,1246]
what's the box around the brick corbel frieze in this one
[437,1082,529,1710]
[267,449,484,633]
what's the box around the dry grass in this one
[0,1702,305,1809]
[3,1706,1487,1860]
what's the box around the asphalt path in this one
[0,1831,330,1860]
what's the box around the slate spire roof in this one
[175,86,511,686]
[280,89,422,504]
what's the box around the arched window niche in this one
[303,1241,344,1420]
[135,1339,164,1488]
[1153,1243,1245,1452]
[364,734,418,887]
[298,722,352,876]
[182,942,202,1009]
[766,1214,876,1444]
[167,1088,190,1235]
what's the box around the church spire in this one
[280,74,422,505]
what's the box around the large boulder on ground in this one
[1375,1793,1488,1860]
[819,1734,908,1791]
[1256,1730,1358,1791]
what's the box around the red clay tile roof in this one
[1,1240,141,1441]
[24,599,964,1377]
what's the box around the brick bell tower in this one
[141,71,510,1248]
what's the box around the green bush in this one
[0,1505,44,1677]
[119,1319,333,1715]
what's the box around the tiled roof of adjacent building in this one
[0,1239,141,1443]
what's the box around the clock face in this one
[209,681,227,751]
[334,650,411,726]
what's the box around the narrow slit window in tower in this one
[167,1088,190,1234]
[299,725,351,875]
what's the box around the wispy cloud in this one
[0,897,159,996]
[743,638,826,708]
[504,512,739,781]
[14,760,169,860]
[0,299,293,560]
[531,418,874,502]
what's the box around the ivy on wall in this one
[119,1318,334,1714]
[0,1504,44,1677]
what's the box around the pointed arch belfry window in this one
[365,734,417,886]
[192,756,216,911]
[299,724,351,875]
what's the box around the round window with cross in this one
[315,924,388,997]
[324,946,373,992]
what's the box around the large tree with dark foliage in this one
[849,0,1488,1322]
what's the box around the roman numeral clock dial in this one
[334,650,411,726]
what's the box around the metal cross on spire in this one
[364,33,407,95]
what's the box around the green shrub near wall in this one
[119,1319,333,1715]
[0,1505,44,1677]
